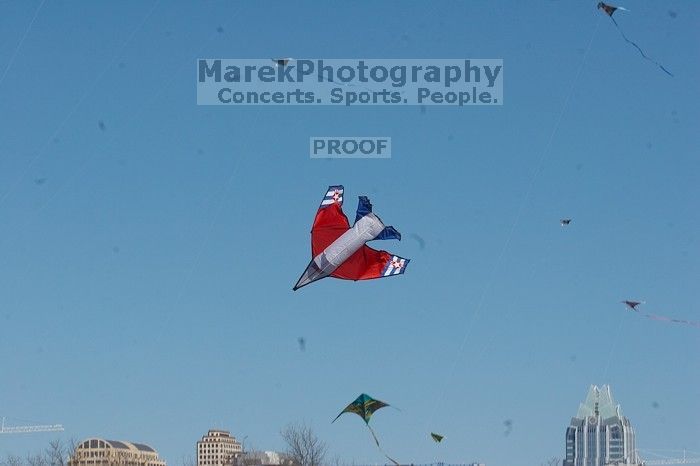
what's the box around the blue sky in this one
[0,1,698,465]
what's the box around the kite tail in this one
[366,424,400,466]
[642,313,700,328]
[610,17,673,77]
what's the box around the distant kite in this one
[621,301,700,328]
[503,419,513,436]
[430,432,444,443]
[297,337,306,352]
[597,2,673,76]
[622,300,643,311]
[598,1,625,16]
[271,58,381,93]
[272,58,291,67]
[333,394,399,465]
[560,218,572,226]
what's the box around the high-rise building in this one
[563,385,640,466]
[68,438,166,466]
[197,430,243,466]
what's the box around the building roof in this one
[105,440,129,449]
[77,438,159,454]
[575,385,622,420]
[132,443,156,453]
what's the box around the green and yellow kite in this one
[333,393,398,465]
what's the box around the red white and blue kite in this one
[293,186,409,290]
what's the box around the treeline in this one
[1,439,76,466]
[0,426,340,466]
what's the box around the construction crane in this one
[0,417,64,434]
[639,449,700,465]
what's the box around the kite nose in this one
[293,260,327,291]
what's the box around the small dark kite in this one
[622,300,643,311]
[272,58,291,67]
[597,2,673,76]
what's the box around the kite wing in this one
[597,2,620,16]
[311,186,350,256]
[330,196,409,281]
[332,393,389,424]
[330,246,409,281]
[622,300,642,311]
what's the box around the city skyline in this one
[2,385,698,466]
[1,1,698,465]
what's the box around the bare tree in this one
[280,423,327,466]
[25,454,47,466]
[66,439,78,461]
[45,440,67,466]
[542,457,561,466]
[180,455,196,466]
[326,455,344,466]
[2,455,24,466]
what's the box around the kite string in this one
[132,6,264,343]
[425,15,602,434]
[161,107,262,331]
[0,0,47,88]
[366,424,400,466]
[0,3,225,267]
[0,0,239,252]
[0,0,162,209]
[638,311,700,328]
[4,4,253,345]
[601,309,626,382]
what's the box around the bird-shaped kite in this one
[294,186,409,291]
[333,394,399,465]
[597,2,673,76]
